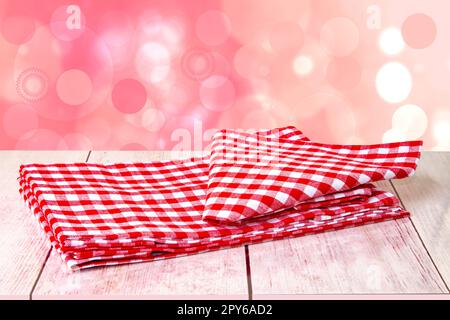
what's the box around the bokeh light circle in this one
[135,42,171,83]
[181,48,214,80]
[141,108,166,132]
[240,109,279,129]
[376,62,412,104]
[320,17,359,56]
[112,79,147,114]
[76,116,111,148]
[16,129,65,149]
[1,15,35,45]
[382,128,406,143]
[16,67,49,102]
[326,57,362,90]
[222,0,312,44]
[195,10,231,46]
[211,52,232,77]
[2,104,39,139]
[379,28,405,55]
[121,143,148,151]
[139,10,162,35]
[50,5,85,41]
[61,133,93,149]
[402,14,437,49]
[291,40,329,84]
[56,69,92,105]
[234,42,272,79]
[432,109,450,148]
[293,55,314,76]
[13,27,113,121]
[296,92,355,142]
[200,75,236,111]
[269,22,304,53]
[99,11,134,47]
[0,4,445,151]
[295,92,343,119]
[392,104,428,139]
[216,95,280,130]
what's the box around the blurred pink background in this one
[0,0,449,150]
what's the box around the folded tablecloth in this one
[19,126,422,271]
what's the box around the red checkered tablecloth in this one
[18,127,422,271]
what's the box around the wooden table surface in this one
[0,151,448,299]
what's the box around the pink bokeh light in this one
[0,0,449,150]
[112,78,147,114]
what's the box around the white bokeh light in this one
[434,121,450,143]
[135,42,170,83]
[320,17,359,56]
[376,62,412,104]
[293,55,314,76]
[433,109,450,148]
[141,108,166,132]
[379,28,405,55]
[382,128,406,143]
[392,104,428,139]
[200,75,235,111]
[56,69,92,105]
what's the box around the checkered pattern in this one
[204,129,422,223]
[18,126,422,271]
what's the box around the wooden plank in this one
[32,151,248,299]
[391,152,450,290]
[248,181,447,296]
[33,247,247,299]
[0,151,88,299]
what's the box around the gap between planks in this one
[29,150,92,300]
[30,151,249,298]
[249,181,448,299]
[245,245,253,300]
[29,151,446,297]
[388,180,450,292]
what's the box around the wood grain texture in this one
[248,181,447,296]
[0,151,88,299]
[12,151,449,297]
[33,247,247,299]
[32,151,248,299]
[391,152,450,290]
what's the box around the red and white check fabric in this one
[204,129,422,223]
[18,126,422,271]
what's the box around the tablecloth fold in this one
[204,128,421,223]
[18,126,422,271]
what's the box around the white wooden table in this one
[0,151,448,299]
